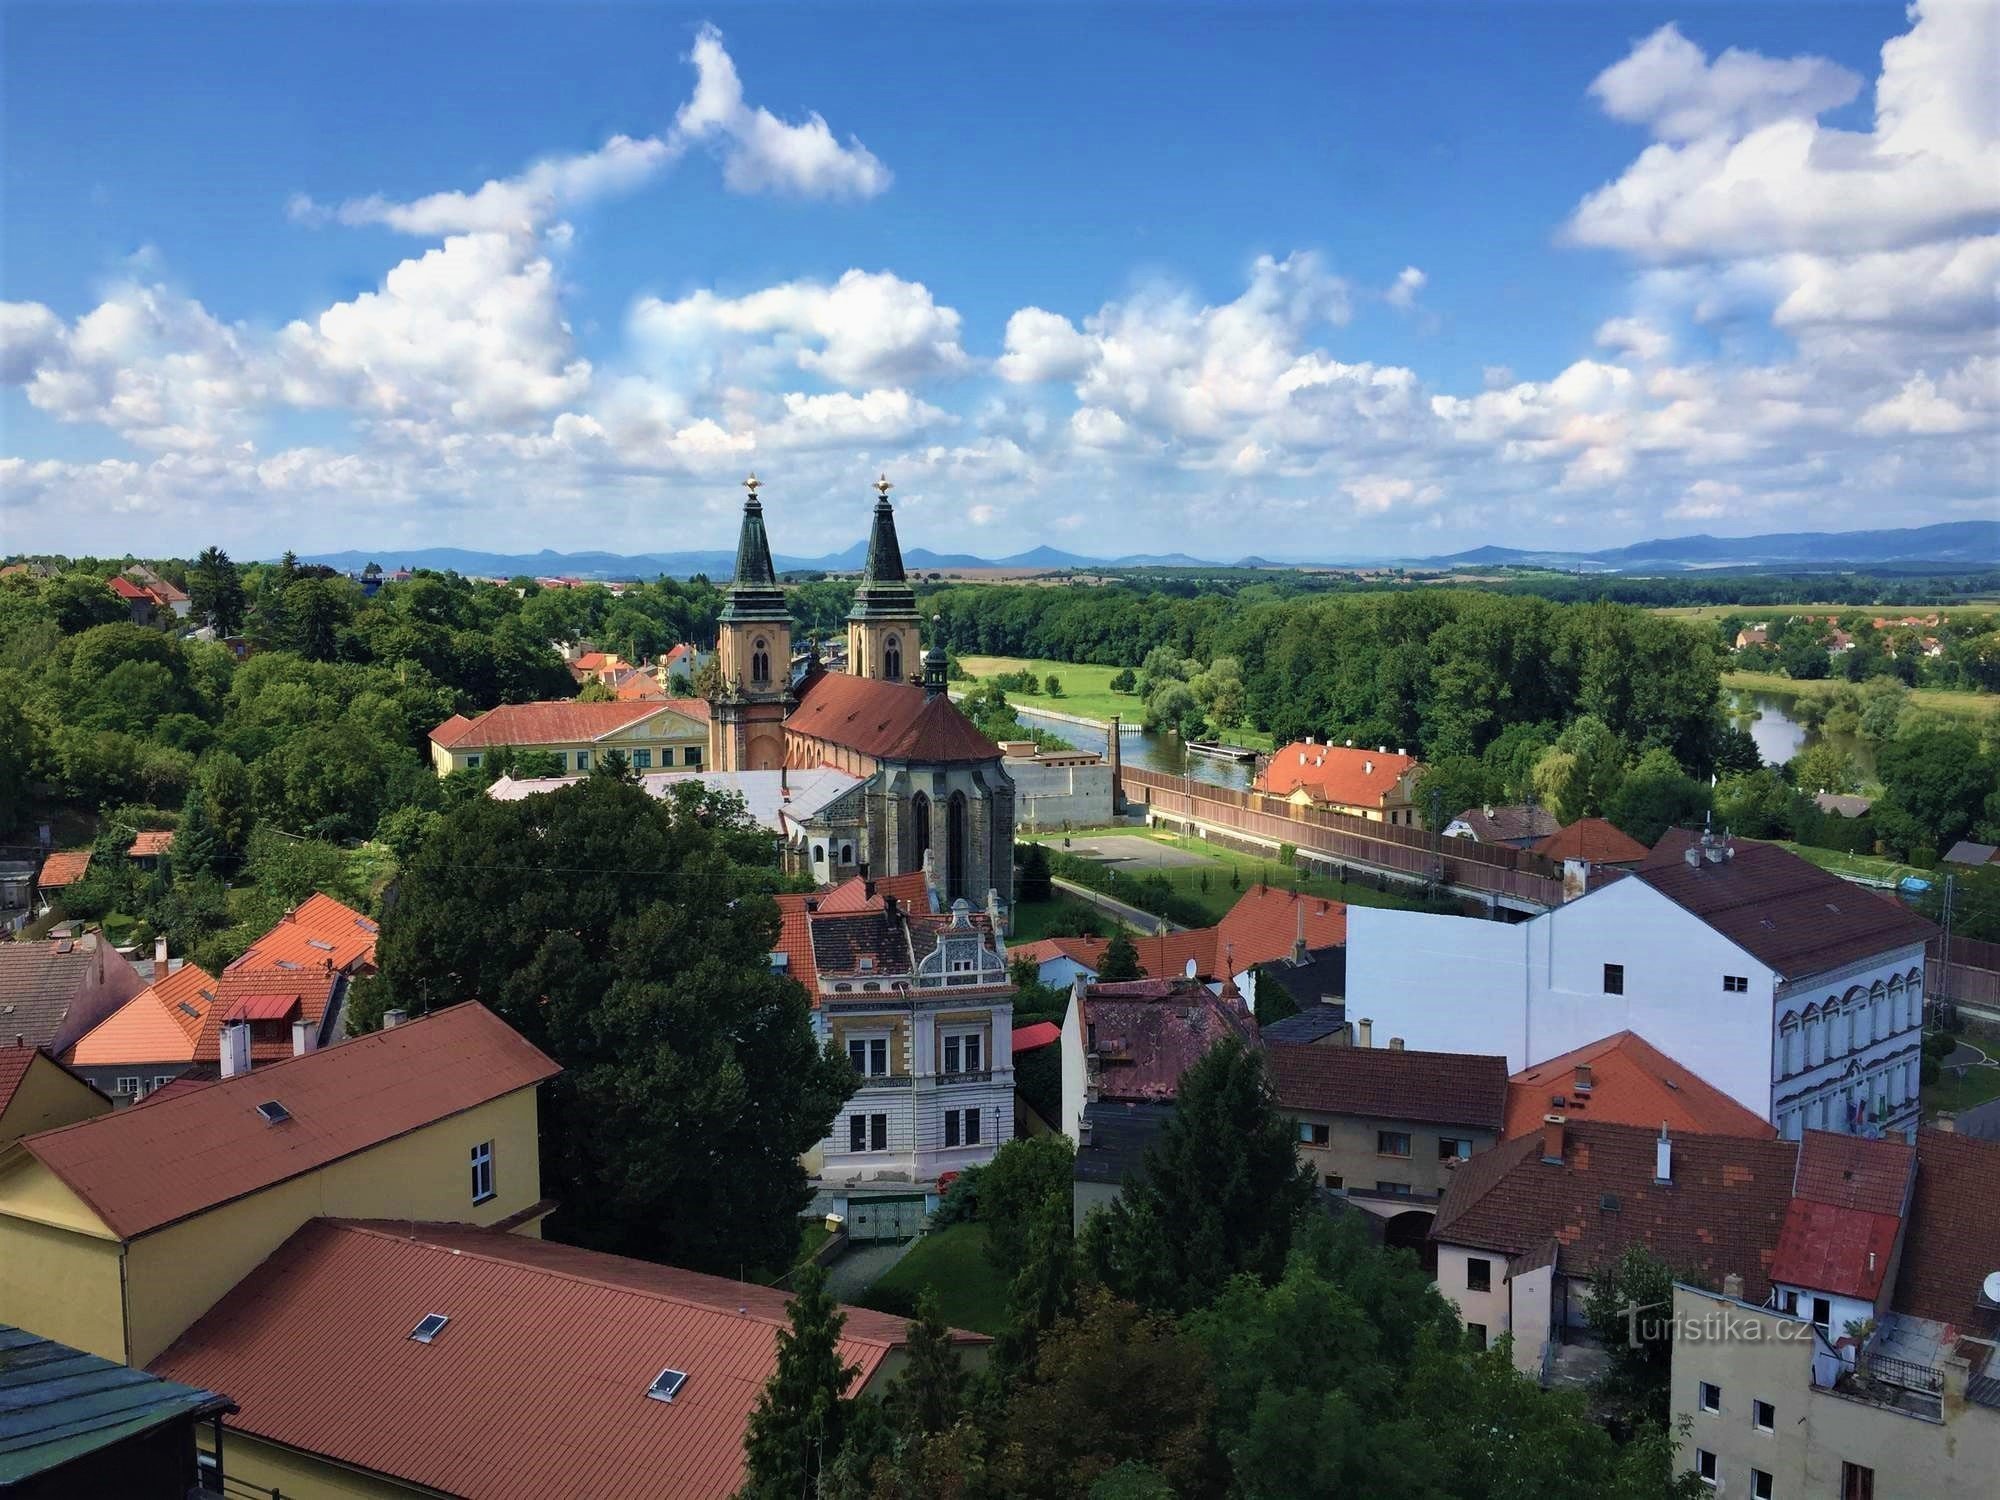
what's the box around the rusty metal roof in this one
[15,1004,559,1240]
[151,1219,978,1500]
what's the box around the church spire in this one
[719,474,789,624]
[861,474,908,585]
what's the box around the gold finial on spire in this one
[874,473,893,501]
[743,473,761,498]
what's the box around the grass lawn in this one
[796,1220,832,1265]
[859,1223,1009,1336]
[958,654,1273,749]
[1773,841,1926,887]
[1924,1063,2000,1118]
[1722,669,1994,722]
[1023,827,1460,924]
[1010,893,1130,941]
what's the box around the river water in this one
[1019,690,1853,794]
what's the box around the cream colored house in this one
[429,697,711,775]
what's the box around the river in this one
[1729,689,1877,781]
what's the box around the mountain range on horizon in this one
[291,519,2000,582]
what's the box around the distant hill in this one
[292,520,2000,581]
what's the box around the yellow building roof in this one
[68,964,218,1067]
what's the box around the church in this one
[707,476,1017,908]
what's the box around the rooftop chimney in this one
[1655,1122,1673,1184]
[1541,1114,1565,1165]
[382,1008,407,1029]
[1935,1113,1957,1134]
[1292,901,1308,964]
[1684,846,1701,869]
[292,1018,316,1057]
[220,1019,251,1079]
[1356,1018,1373,1049]
[1389,1036,1405,1051]
[154,934,169,971]
[1722,1272,1744,1301]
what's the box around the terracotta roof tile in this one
[1012,1021,1060,1052]
[108,576,150,601]
[68,963,219,1067]
[34,851,90,889]
[1431,1120,1799,1303]
[17,1004,559,1240]
[429,699,709,751]
[1256,743,1418,808]
[1216,885,1346,974]
[1770,1198,1902,1301]
[786,674,1000,765]
[1634,830,1936,980]
[1504,1031,1776,1141]
[0,1045,44,1117]
[1790,1128,1914,1217]
[127,831,174,858]
[1893,1129,2000,1333]
[1080,978,1257,1103]
[1451,805,1561,844]
[151,1218,979,1500]
[230,893,379,976]
[193,968,342,1065]
[1270,1045,1509,1132]
[1532,818,1650,864]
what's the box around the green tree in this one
[172,783,222,883]
[1108,667,1137,694]
[1095,932,1142,982]
[741,1262,863,1499]
[1553,715,1626,815]
[1789,741,1859,796]
[883,1290,968,1441]
[1414,755,1497,828]
[1876,726,1994,858]
[1017,842,1053,903]
[977,1134,1076,1271]
[998,1196,1081,1379]
[188,546,247,635]
[1081,1038,1313,1313]
[195,750,256,857]
[1045,674,1065,698]
[1584,1245,1683,1422]
[1778,632,1830,680]
[1605,747,1710,847]
[1712,770,1800,841]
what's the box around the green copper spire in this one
[849,474,918,622]
[719,474,790,622]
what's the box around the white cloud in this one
[1587,23,1860,143]
[1070,406,1131,448]
[967,503,998,526]
[1595,316,1671,363]
[1859,373,1977,436]
[675,24,890,199]
[1343,475,1442,514]
[765,388,952,448]
[1385,266,1427,309]
[997,307,1096,384]
[1668,478,1741,519]
[0,302,65,384]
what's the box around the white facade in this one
[1345,877,1924,1136]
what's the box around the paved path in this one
[1049,876,1183,934]
[821,1240,913,1302]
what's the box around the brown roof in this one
[1451,805,1561,844]
[0,1043,102,1120]
[67,962,220,1067]
[127,830,174,858]
[1633,830,1936,980]
[1532,817,1649,864]
[772,872,932,996]
[151,1218,978,1500]
[12,1004,559,1239]
[1892,1129,2000,1333]
[34,851,91,890]
[1504,1031,1776,1141]
[1431,1120,1799,1303]
[429,699,708,751]
[1270,1044,1508,1132]
[1257,742,1418,808]
[0,938,123,1052]
[787,673,1000,764]
[1080,978,1258,1103]
[1790,1128,1914,1217]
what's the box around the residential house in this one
[1271,1041,1507,1267]
[191,966,347,1070]
[126,830,173,868]
[429,698,712,775]
[0,1042,109,1145]
[1531,816,1649,870]
[1346,829,1934,1136]
[31,850,90,914]
[1943,839,2000,869]
[1255,942,1346,1020]
[63,959,218,1102]
[0,1002,558,1365]
[770,873,1016,1229]
[565,648,628,687]
[123,566,190,620]
[0,933,146,1056]
[1260,1002,1350,1047]
[149,1218,987,1500]
[0,854,34,933]
[1736,626,1770,649]
[1430,1118,1798,1367]
[107,574,157,625]
[1256,739,1423,826]
[1444,804,1561,849]
[1502,1031,1777,1143]
[1671,1129,2000,1499]
[0,1325,233,1499]
[1768,1131,1916,1344]
[1817,792,1873,819]
[1060,974,1259,1228]
[229,891,379,976]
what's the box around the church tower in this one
[846,475,923,683]
[709,475,793,772]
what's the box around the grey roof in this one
[1813,793,1873,818]
[1261,1003,1349,1046]
[1259,945,1347,1013]
[0,942,98,1051]
[1073,1099,1176,1186]
[1949,1096,2000,1143]
[1448,804,1560,845]
[488,766,863,837]
[0,1324,232,1484]
[1943,840,2000,867]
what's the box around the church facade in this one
[708,477,1017,909]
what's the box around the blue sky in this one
[3,2,1993,561]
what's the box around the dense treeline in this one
[923,585,1726,770]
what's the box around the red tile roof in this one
[1270,1044,1509,1132]
[1532,818,1649,864]
[1893,1129,2000,1332]
[1216,886,1347,973]
[15,1004,559,1240]
[1257,743,1418,809]
[772,872,930,996]
[1504,1032,1776,1141]
[127,830,174,858]
[430,699,708,751]
[230,892,379,976]
[0,1044,42,1117]
[34,851,91,889]
[1770,1197,1902,1301]
[1012,1021,1061,1053]
[224,992,302,1023]
[68,962,219,1067]
[1431,1120,1799,1303]
[1790,1128,1914,1218]
[108,575,150,601]
[152,1219,980,1500]
[787,673,1000,765]
[193,968,342,1065]
[1080,978,1258,1103]
[1634,830,1936,980]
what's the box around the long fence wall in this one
[1119,767,1565,908]
[1932,933,2000,1010]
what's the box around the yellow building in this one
[428,697,711,775]
[0,1042,110,1146]
[0,1003,558,1367]
[1255,740,1425,825]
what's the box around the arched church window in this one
[752,638,770,684]
[912,791,931,870]
[947,791,968,902]
[884,634,902,682]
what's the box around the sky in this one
[2,1,1995,563]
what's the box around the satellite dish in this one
[1184,959,1198,979]
[1983,1270,2000,1308]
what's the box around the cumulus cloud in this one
[1669,478,1742,519]
[1385,266,1427,309]
[1595,316,1671,363]
[765,388,952,448]
[1343,475,1442,514]
[997,307,1097,384]
[1587,23,1860,142]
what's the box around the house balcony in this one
[851,1073,913,1090]
[932,1069,994,1087]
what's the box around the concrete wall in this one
[1510,1260,1555,1375]
[1007,757,1113,832]
[1436,1242,1513,1352]
[1059,988,1088,1142]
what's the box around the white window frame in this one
[116,1076,140,1095]
[847,1033,890,1077]
[1753,1468,1773,1500]
[1753,1398,1774,1433]
[1299,1120,1330,1147]
[942,1028,983,1075]
[470,1140,495,1204]
[1698,1380,1720,1414]
[1696,1448,1717,1486]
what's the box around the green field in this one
[859,1222,1009,1336]
[1657,603,2000,623]
[1924,1061,2000,1119]
[1023,826,1460,925]
[1723,670,1995,722]
[958,654,1273,749]
[1010,893,1129,941]
[1773,841,1925,887]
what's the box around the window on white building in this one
[1695,1449,1717,1486]
[1438,1136,1472,1162]
[1466,1258,1491,1292]
[944,1108,981,1148]
[1723,975,1748,992]
[1602,963,1624,995]
[1698,1381,1720,1413]
[1466,1322,1487,1350]
[848,1037,889,1076]
[1753,1399,1774,1432]
[470,1140,495,1203]
[1299,1121,1330,1146]
[848,1113,889,1152]
[1778,1015,1799,1075]
[942,1031,983,1074]
[1753,1469,1773,1500]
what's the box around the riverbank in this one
[957,654,1274,750]
[1721,670,1994,722]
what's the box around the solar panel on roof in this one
[177,1002,201,1018]
[307,938,335,952]
[647,1367,689,1403]
[409,1313,450,1343]
[255,1100,291,1125]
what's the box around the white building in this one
[1346,829,1931,1139]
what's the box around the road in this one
[1049,875,1184,934]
